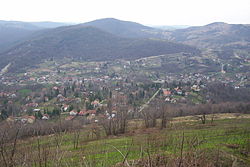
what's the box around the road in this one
[138,88,162,113]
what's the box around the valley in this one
[0,18,250,167]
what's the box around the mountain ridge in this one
[163,22,250,49]
[81,18,161,38]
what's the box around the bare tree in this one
[0,122,22,167]
[142,106,157,128]
[100,96,129,136]
[90,124,101,140]
[73,129,80,149]
[101,107,129,136]
[160,103,172,129]
[197,103,211,124]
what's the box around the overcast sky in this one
[0,0,249,26]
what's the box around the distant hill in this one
[0,20,71,30]
[0,25,199,72]
[152,25,190,30]
[0,20,72,53]
[81,18,161,38]
[0,20,41,30]
[0,21,38,52]
[163,22,250,49]
[29,21,70,29]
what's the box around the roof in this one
[163,90,171,96]
[78,110,87,116]
[23,115,36,120]
[87,110,96,114]
[91,100,100,105]
[70,110,77,113]
[43,114,49,117]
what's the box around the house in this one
[44,97,49,102]
[21,116,36,124]
[57,94,65,102]
[162,89,171,96]
[69,110,78,116]
[8,100,13,104]
[165,97,171,102]
[234,86,240,89]
[171,99,177,104]
[21,118,27,124]
[191,85,200,92]
[87,110,97,115]
[27,116,36,124]
[174,87,183,94]
[53,86,59,90]
[87,114,96,121]
[29,77,36,81]
[25,96,31,101]
[26,103,38,108]
[61,104,69,112]
[11,93,17,98]
[91,100,101,108]
[42,114,49,120]
[83,110,97,120]
[177,90,183,96]
[78,110,87,116]
[0,92,5,97]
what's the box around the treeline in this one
[1,101,250,142]
[0,119,82,144]
[204,82,250,103]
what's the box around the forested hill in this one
[0,25,199,72]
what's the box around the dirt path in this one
[138,88,161,113]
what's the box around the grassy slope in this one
[12,114,250,166]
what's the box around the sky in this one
[0,0,250,26]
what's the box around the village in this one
[0,55,249,125]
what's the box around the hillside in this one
[163,22,250,49]
[0,21,38,53]
[0,25,199,72]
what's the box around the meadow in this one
[3,113,249,167]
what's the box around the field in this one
[7,113,250,167]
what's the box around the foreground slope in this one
[1,115,249,166]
